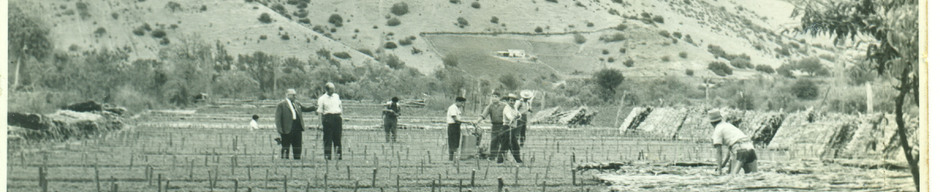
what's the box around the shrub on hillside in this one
[166,1,182,12]
[708,61,733,76]
[132,28,145,36]
[707,44,725,58]
[160,37,170,45]
[729,58,753,69]
[684,35,694,44]
[398,38,412,46]
[450,0,460,4]
[259,35,267,40]
[602,49,609,55]
[299,18,311,24]
[443,54,459,68]
[293,9,309,18]
[499,74,521,90]
[471,2,481,8]
[755,64,775,74]
[686,69,694,76]
[535,27,543,33]
[593,68,625,102]
[316,49,331,59]
[281,34,290,40]
[790,79,818,100]
[612,0,623,4]
[384,42,398,49]
[615,24,628,31]
[678,51,688,58]
[200,5,207,11]
[391,2,409,16]
[332,52,351,59]
[259,13,273,23]
[660,55,670,62]
[457,17,469,27]
[623,58,635,67]
[653,16,664,23]
[490,16,499,24]
[607,57,615,63]
[152,29,167,38]
[546,0,558,3]
[112,12,119,20]
[357,49,374,57]
[387,18,401,26]
[271,4,287,15]
[94,27,107,37]
[601,33,626,42]
[619,48,626,53]
[384,54,405,69]
[574,33,586,44]
[329,14,343,27]
[672,32,682,39]
[76,1,91,19]
[658,30,670,38]
[775,47,791,57]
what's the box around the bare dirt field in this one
[7,102,915,191]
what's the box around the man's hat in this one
[325,82,336,89]
[708,110,722,123]
[286,88,297,95]
[520,90,534,99]
[505,93,519,100]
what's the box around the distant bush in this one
[729,58,753,69]
[293,9,309,18]
[623,58,635,67]
[259,13,273,23]
[653,15,664,23]
[132,28,145,36]
[92,27,107,38]
[534,27,543,33]
[684,35,694,44]
[602,49,609,55]
[573,33,586,44]
[384,42,398,49]
[166,1,182,12]
[607,57,615,63]
[790,79,818,100]
[299,18,311,24]
[170,24,178,29]
[391,2,409,16]
[259,35,267,40]
[672,32,682,39]
[615,24,628,31]
[586,22,594,27]
[661,55,670,62]
[471,2,481,8]
[383,54,405,69]
[620,48,626,53]
[76,1,91,19]
[658,30,670,38]
[316,49,330,58]
[358,49,374,57]
[546,0,558,3]
[142,23,152,31]
[200,5,207,11]
[160,37,170,45]
[708,61,733,76]
[601,33,626,42]
[329,14,343,27]
[280,34,290,40]
[755,64,775,74]
[490,16,499,24]
[152,29,167,38]
[775,47,791,57]
[443,54,459,67]
[612,0,623,4]
[111,12,119,19]
[685,69,694,76]
[332,52,351,59]
[678,51,687,58]
[457,17,469,27]
[398,38,412,46]
[387,18,401,26]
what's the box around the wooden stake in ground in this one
[396,175,401,192]
[372,168,378,187]
[497,177,505,192]
[95,165,101,192]
[39,167,48,192]
[470,169,476,187]
[158,174,163,192]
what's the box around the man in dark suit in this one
[275,88,317,159]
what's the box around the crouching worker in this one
[709,110,757,174]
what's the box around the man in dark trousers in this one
[274,88,316,159]
[383,97,402,143]
[476,92,507,161]
[446,97,471,161]
[317,82,344,160]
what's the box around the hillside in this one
[18,0,854,79]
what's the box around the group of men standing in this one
[274,82,344,160]
[460,91,534,163]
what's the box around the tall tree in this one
[593,68,624,102]
[794,0,920,189]
[9,3,53,91]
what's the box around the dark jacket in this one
[275,99,317,134]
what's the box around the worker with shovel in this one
[710,110,758,174]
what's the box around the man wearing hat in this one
[514,90,534,147]
[317,82,344,160]
[476,92,507,161]
[500,93,524,163]
[275,88,317,159]
[709,110,758,174]
[383,97,402,143]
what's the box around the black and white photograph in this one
[4,0,929,191]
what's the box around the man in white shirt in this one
[446,97,470,161]
[515,91,534,147]
[709,110,758,174]
[317,82,344,160]
[500,93,524,163]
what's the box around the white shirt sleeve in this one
[712,126,723,146]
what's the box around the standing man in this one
[383,97,402,143]
[501,93,524,163]
[274,89,317,160]
[318,82,344,160]
[515,91,534,147]
[709,110,758,174]
[446,97,471,161]
[476,92,506,161]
